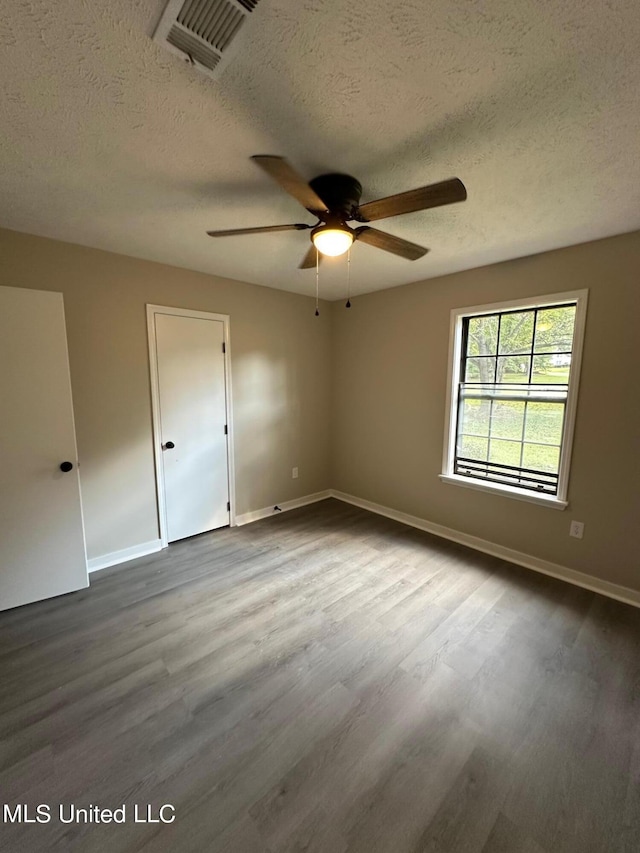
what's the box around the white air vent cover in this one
[152,0,262,79]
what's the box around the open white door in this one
[0,286,88,612]
[148,307,233,544]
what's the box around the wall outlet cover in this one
[569,520,584,539]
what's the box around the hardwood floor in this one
[1,498,639,852]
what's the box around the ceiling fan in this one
[207,156,467,269]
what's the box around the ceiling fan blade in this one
[356,178,467,222]
[207,223,311,237]
[354,226,429,260]
[252,156,328,214]
[298,244,323,269]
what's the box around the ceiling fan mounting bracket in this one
[309,173,362,220]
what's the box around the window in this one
[441,291,588,508]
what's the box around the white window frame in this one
[440,289,588,510]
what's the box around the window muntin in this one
[453,302,577,497]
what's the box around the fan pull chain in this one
[346,247,352,308]
[315,248,320,316]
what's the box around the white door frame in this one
[147,304,236,548]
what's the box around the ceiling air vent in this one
[152,0,262,79]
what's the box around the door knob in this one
[60,461,74,472]
[163,441,175,450]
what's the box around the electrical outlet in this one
[569,520,584,539]
[292,467,299,479]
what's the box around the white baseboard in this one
[88,490,332,569]
[88,539,163,573]
[235,490,332,527]
[86,491,640,609]
[329,490,640,609]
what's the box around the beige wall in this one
[1,228,331,561]
[331,230,640,591]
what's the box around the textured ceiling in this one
[1,0,639,300]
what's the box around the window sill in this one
[439,473,568,510]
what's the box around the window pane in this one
[531,354,571,384]
[522,443,560,474]
[534,305,576,353]
[460,399,490,436]
[496,356,530,383]
[467,315,498,356]
[498,310,534,355]
[465,357,495,382]
[491,401,525,440]
[451,295,584,500]
[458,435,488,461]
[489,439,521,467]
[524,402,565,446]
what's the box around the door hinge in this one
[227,501,230,512]
[224,424,228,435]
[222,341,226,354]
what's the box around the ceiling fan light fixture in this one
[311,224,354,257]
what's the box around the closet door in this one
[153,310,230,543]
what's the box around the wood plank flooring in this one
[1,498,639,852]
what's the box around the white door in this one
[0,286,88,612]
[153,311,230,542]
